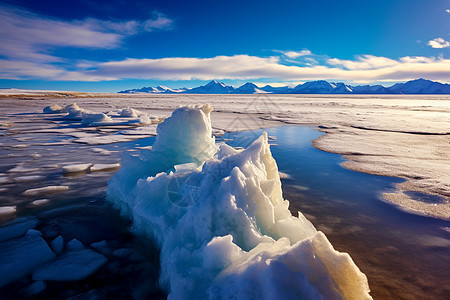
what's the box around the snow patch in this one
[43,104,63,114]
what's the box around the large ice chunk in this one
[108,104,217,215]
[0,218,39,242]
[107,104,371,300]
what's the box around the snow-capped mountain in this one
[260,85,291,93]
[184,80,235,94]
[388,78,450,94]
[290,80,336,94]
[118,79,450,94]
[351,84,391,94]
[120,85,187,94]
[233,82,267,94]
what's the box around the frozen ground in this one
[1,92,448,219]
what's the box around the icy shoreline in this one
[107,104,371,299]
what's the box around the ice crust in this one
[108,104,371,299]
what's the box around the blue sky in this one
[0,0,449,92]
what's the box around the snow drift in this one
[107,104,371,300]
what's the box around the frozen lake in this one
[0,94,449,299]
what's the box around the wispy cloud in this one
[427,37,450,49]
[274,50,312,59]
[327,55,398,70]
[0,5,173,62]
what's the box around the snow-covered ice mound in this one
[107,104,371,300]
[42,103,162,128]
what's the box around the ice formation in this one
[0,206,16,216]
[43,104,63,114]
[90,163,121,172]
[62,163,93,174]
[22,185,70,196]
[42,103,159,127]
[120,108,144,117]
[107,104,371,299]
[80,113,113,126]
[0,235,55,287]
[32,249,107,281]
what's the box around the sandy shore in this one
[1,92,449,220]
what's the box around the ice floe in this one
[7,165,39,173]
[51,236,64,255]
[31,199,50,206]
[108,104,371,300]
[90,163,120,172]
[22,185,70,196]
[67,238,84,251]
[0,235,55,287]
[91,147,114,155]
[14,175,44,183]
[0,218,39,242]
[62,163,93,174]
[26,280,47,295]
[0,206,16,215]
[32,249,107,281]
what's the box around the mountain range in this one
[119,78,450,94]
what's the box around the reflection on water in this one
[1,119,449,299]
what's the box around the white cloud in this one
[2,53,450,83]
[0,5,173,62]
[275,50,312,59]
[446,9,450,13]
[143,12,173,31]
[63,54,449,83]
[3,54,450,83]
[427,37,450,49]
[327,55,398,70]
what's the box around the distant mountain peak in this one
[118,79,450,95]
